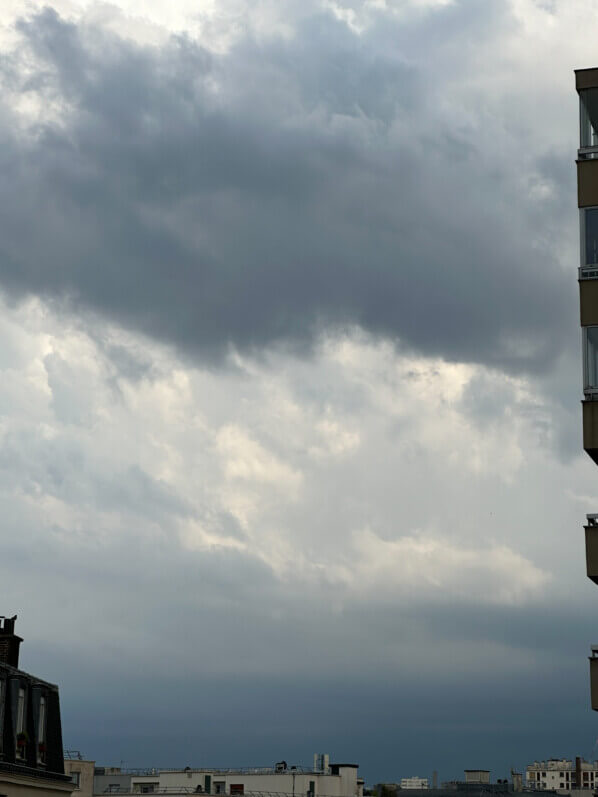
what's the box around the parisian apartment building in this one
[0,614,73,797]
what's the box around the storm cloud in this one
[0,0,595,782]
[0,0,576,371]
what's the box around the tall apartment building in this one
[576,68,598,706]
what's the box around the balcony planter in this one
[38,743,46,753]
[16,732,29,747]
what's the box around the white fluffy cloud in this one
[0,293,574,621]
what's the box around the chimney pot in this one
[0,615,23,668]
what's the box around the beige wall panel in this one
[577,69,598,91]
[63,761,94,797]
[582,401,598,464]
[580,280,598,325]
[578,160,598,207]
[591,657,598,710]
[585,526,598,584]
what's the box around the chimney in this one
[0,615,22,668]
[576,757,582,791]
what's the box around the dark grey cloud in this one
[0,1,575,372]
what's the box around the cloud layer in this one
[0,0,579,371]
[0,0,596,781]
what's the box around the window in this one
[582,208,598,274]
[580,89,598,150]
[71,772,81,788]
[139,785,159,794]
[230,786,244,795]
[108,786,121,793]
[15,688,26,759]
[584,327,598,392]
[16,688,25,732]
[37,696,46,764]
[214,782,226,794]
[0,681,4,753]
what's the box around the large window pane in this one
[586,327,598,389]
[585,208,598,265]
[581,89,598,148]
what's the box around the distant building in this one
[525,758,598,792]
[463,774,489,786]
[0,614,73,797]
[400,778,429,790]
[93,759,362,797]
[64,753,95,797]
[93,768,132,795]
[389,772,511,797]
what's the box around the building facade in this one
[576,68,598,707]
[525,758,598,792]
[0,615,73,797]
[93,761,362,797]
[63,755,95,797]
[399,779,428,790]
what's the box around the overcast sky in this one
[1,0,597,783]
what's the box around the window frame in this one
[15,687,27,760]
[583,326,598,395]
[580,207,598,280]
[580,88,598,150]
[37,695,46,765]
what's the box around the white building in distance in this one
[93,759,363,797]
[399,778,428,790]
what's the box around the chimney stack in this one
[0,615,23,667]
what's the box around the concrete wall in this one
[583,401,598,463]
[0,771,73,797]
[577,69,598,91]
[64,761,94,797]
[580,280,598,326]
[130,769,359,797]
[93,774,131,795]
[578,161,598,207]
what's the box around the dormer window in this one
[15,687,27,759]
[37,695,46,764]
